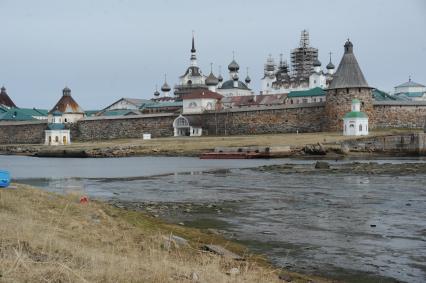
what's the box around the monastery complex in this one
[0,30,426,145]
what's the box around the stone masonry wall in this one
[196,103,326,135]
[0,121,47,144]
[74,114,177,141]
[373,103,426,129]
[1,102,426,145]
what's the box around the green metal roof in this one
[399,92,425,98]
[85,110,100,116]
[16,108,48,117]
[0,106,7,113]
[373,89,399,101]
[287,87,325,98]
[0,109,36,121]
[47,123,66,130]
[344,111,368,119]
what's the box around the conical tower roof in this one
[49,87,84,114]
[0,86,17,108]
[328,40,370,89]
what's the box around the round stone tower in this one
[324,40,373,132]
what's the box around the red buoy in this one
[80,196,89,204]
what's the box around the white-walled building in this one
[45,110,71,145]
[173,115,203,137]
[182,90,222,114]
[48,87,85,123]
[102,98,149,111]
[394,78,426,101]
[343,99,369,136]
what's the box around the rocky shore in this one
[0,144,201,158]
[257,161,426,175]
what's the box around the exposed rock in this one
[315,161,330,169]
[279,273,292,282]
[202,244,242,260]
[340,144,350,154]
[191,272,199,282]
[303,143,327,155]
[162,235,189,249]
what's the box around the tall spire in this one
[190,31,197,67]
[191,30,196,53]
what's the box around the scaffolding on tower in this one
[290,30,318,81]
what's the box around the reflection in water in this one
[2,155,426,283]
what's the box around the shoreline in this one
[3,160,424,282]
[0,130,424,159]
[0,184,328,283]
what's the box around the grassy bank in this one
[0,185,327,283]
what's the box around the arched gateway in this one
[173,115,202,137]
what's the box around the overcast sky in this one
[1,0,425,109]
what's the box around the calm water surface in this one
[1,155,425,283]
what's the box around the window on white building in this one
[359,125,362,131]
[189,102,197,108]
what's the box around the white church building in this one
[343,99,369,136]
[45,110,71,145]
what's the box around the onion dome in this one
[245,75,251,84]
[313,59,321,67]
[218,74,223,82]
[326,52,335,69]
[228,59,240,72]
[161,81,171,92]
[161,74,171,92]
[154,90,160,96]
[205,72,219,86]
[233,73,239,81]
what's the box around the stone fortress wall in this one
[0,121,47,144]
[0,102,426,144]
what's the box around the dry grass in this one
[11,129,419,156]
[0,185,327,283]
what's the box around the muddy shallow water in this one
[2,155,426,283]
